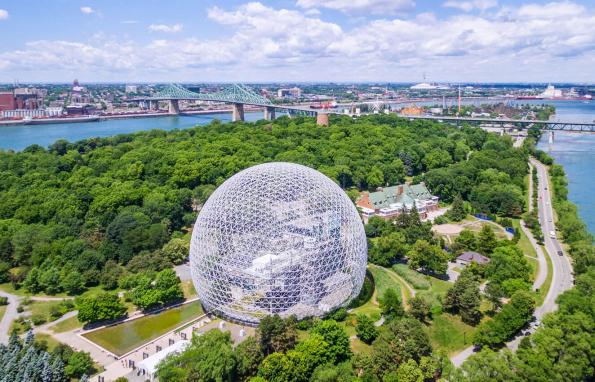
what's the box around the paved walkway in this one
[0,291,20,344]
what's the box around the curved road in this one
[452,158,574,365]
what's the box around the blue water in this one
[0,100,593,235]
[0,112,262,151]
[535,100,595,236]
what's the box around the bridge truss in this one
[149,84,273,106]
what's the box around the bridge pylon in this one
[168,100,180,115]
[232,103,245,122]
[264,106,276,121]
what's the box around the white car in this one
[549,230,556,238]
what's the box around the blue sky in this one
[0,0,593,83]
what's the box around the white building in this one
[125,85,138,93]
[137,340,190,381]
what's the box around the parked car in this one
[557,250,563,256]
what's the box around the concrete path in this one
[34,310,78,334]
[0,291,20,344]
[520,223,548,291]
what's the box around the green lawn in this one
[513,219,538,259]
[181,280,197,299]
[0,305,6,322]
[426,313,477,355]
[49,315,82,333]
[35,333,63,353]
[367,264,402,303]
[352,265,405,317]
[535,245,554,306]
[82,301,204,356]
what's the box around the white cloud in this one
[148,23,184,33]
[0,9,9,19]
[0,1,594,82]
[443,0,497,12]
[296,0,415,14]
[122,20,139,24]
[80,6,94,14]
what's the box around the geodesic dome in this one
[190,162,367,325]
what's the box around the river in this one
[0,111,263,152]
[0,100,593,235]
[535,100,595,236]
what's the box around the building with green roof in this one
[356,183,439,223]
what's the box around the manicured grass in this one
[425,313,477,355]
[0,305,6,322]
[526,256,539,281]
[535,244,554,306]
[49,315,82,333]
[181,280,197,299]
[513,219,538,259]
[28,300,74,325]
[82,301,204,356]
[35,333,62,353]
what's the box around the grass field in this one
[0,305,5,322]
[82,301,203,356]
[425,313,477,355]
[35,333,62,353]
[392,264,430,290]
[181,280,197,299]
[535,245,554,306]
[351,265,405,317]
[49,315,82,333]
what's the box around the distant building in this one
[399,106,423,116]
[0,90,42,111]
[356,183,439,223]
[125,85,138,93]
[277,87,302,98]
[456,251,490,266]
[66,104,96,116]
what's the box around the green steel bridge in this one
[136,84,320,121]
[136,84,595,132]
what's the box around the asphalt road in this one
[529,158,574,318]
[452,158,575,365]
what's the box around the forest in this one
[0,114,592,381]
[0,114,527,296]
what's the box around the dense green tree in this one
[61,271,85,295]
[371,318,432,378]
[310,362,356,382]
[157,330,237,382]
[380,288,404,320]
[477,224,498,255]
[446,194,467,221]
[443,269,482,324]
[355,314,378,344]
[408,296,430,322]
[257,315,297,356]
[64,351,95,378]
[160,237,189,265]
[76,292,126,324]
[473,290,535,348]
[235,336,264,382]
[311,320,351,364]
[485,246,531,296]
[368,232,407,267]
[453,229,477,252]
[408,240,448,275]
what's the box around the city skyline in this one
[0,0,594,83]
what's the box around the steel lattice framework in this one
[149,83,273,106]
[189,162,367,326]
